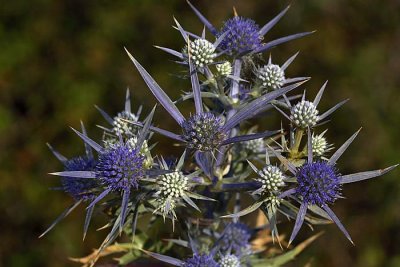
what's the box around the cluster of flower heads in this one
[43,1,397,266]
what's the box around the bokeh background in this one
[1,0,399,266]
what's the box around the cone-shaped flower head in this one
[182,113,227,152]
[219,254,241,267]
[242,138,264,153]
[184,39,216,68]
[216,61,232,77]
[157,172,189,199]
[221,223,251,255]
[290,100,319,128]
[62,156,97,201]
[295,161,341,206]
[112,110,138,136]
[256,165,285,193]
[257,64,285,90]
[219,17,262,55]
[312,133,329,157]
[96,142,145,192]
[183,254,219,267]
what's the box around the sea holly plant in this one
[42,2,397,267]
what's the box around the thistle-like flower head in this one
[221,223,251,255]
[62,156,97,201]
[219,254,241,267]
[96,142,145,192]
[257,64,285,90]
[183,254,220,267]
[256,165,285,193]
[157,172,189,199]
[219,17,262,55]
[182,113,227,152]
[242,138,264,154]
[312,134,328,157]
[112,110,138,136]
[185,39,217,68]
[290,100,319,128]
[216,61,232,77]
[295,161,341,206]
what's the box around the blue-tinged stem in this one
[214,181,260,192]
[216,59,242,167]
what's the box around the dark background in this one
[1,0,399,266]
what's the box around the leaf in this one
[125,48,185,125]
[339,164,398,184]
[259,5,291,36]
[221,201,263,218]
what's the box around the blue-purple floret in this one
[221,222,252,255]
[183,254,220,267]
[219,17,262,54]
[62,156,97,201]
[182,112,227,151]
[296,161,342,206]
[96,144,145,192]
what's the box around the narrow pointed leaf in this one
[187,0,218,35]
[279,188,296,199]
[322,205,353,244]
[182,195,200,212]
[125,48,185,124]
[253,32,314,54]
[47,143,67,163]
[83,205,94,241]
[95,105,114,125]
[154,45,183,59]
[223,80,307,131]
[145,250,184,266]
[80,121,93,160]
[186,192,216,201]
[50,171,96,178]
[313,81,328,106]
[125,120,184,142]
[340,164,398,184]
[39,200,82,238]
[319,99,349,121]
[307,127,313,163]
[289,203,308,244]
[136,106,155,150]
[120,189,131,230]
[259,5,290,36]
[87,188,111,210]
[125,88,131,113]
[213,30,229,48]
[71,127,103,152]
[173,17,189,41]
[195,151,212,177]
[221,201,263,218]
[221,130,278,145]
[267,146,297,174]
[328,129,361,165]
[188,59,203,114]
[281,51,299,71]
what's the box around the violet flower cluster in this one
[42,2,397,266]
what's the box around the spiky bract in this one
[62,156,97,201]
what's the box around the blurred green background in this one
[1,0,399,266]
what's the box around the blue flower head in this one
[183,254,220,267]
[221,223,252,255]
[296,161,341,206]
[182,112,227,151]
[219,16,262,55]
[96,142,145,192]
[62,156,97,201]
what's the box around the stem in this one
[292,129,304,153]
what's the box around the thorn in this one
[233,6,238,16]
